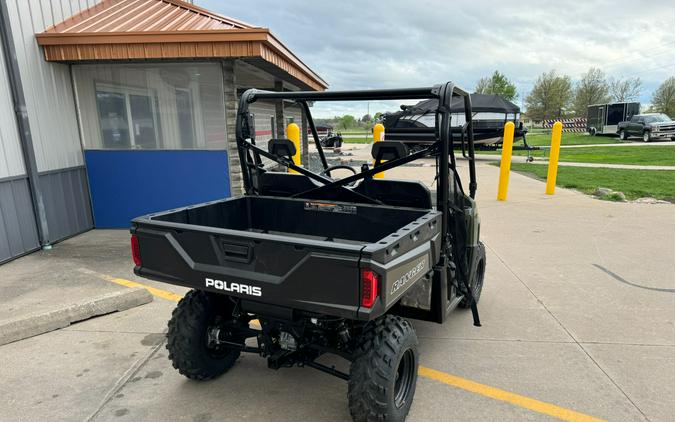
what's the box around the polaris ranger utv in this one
[130,82,485,422]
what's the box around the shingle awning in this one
[35,0,327,91]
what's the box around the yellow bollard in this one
[287,123,301,174]
[546,121,563,195]
[497,122,515,201]
[372,123,385,178]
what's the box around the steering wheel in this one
[320,165,358,186]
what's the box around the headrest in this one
[372,141,409,161]
[268,138,296,158]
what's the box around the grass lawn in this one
[490,145,675,166]
[508,163,675,201]
[341,129,371,136]
[342,137,372,144]
[524,132,619,147]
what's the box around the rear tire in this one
[348,315,419,422]
[460,241,486,308]
[167,290,241,380]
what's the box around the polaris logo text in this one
[205,278,262,297]
[391,259,426,295]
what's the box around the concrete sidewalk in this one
[0,232,153,346]
[547,140,675,149]
[475,154,675,170]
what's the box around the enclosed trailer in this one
[587,102,640,135]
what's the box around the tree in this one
[336,115,357,130]
[474,71,518,101]
[524,70,573,121]
[572,68,610,116]
[651,77,675,117]
[609,77,642,102]
[360,114,372,123]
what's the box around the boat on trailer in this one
[383,93,528,148]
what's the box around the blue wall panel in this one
[85,150,230,228]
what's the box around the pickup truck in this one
[131,83,485,422]
[618,113,675,142]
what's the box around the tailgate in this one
[132,222,363,319]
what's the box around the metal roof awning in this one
[35,0,327,91]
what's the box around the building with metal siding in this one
[1,0,94,261]
[0,40,26,180]
[0,0,327,263]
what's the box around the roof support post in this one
[274,80,285,138]
[301,109,309,169]
[222,59,244,196]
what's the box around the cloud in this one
[200,0,675,116]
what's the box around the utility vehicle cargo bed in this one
[132,196,441,319]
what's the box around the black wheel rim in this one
[394,349,415,408]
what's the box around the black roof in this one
[400,93,520,114]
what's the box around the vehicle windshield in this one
[644,114,672,123]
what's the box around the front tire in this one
[643,131,651,142]
[167,290,242,380]
[348,315,419,422]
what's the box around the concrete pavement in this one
[0,239,153,346]
[1,149,673,421]
[544,140,675,149]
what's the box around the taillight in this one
[361,269,379,308]
[131,234,141,266]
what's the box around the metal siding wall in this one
[38,166,92,242]
[0,37,26,179]
[287,106,303,127]
[6,0,86,172]
[250,102,277,137]
[0,178,39,263]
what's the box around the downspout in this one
[0,0,51,247]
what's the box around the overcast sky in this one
[201,0,675,117]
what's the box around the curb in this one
[0,287,153,346]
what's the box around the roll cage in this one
[235,82,477,249]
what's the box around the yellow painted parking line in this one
[78,268,184,302]
[87,270,605,422]
[418,366,605,422]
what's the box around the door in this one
[605,104,624,133]
[628,116,644,135]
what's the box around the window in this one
[74,63,225,150]
[95,83,160,149]
[175,89,196,148]
[96,91,130,148]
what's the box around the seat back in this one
[371,141,409,164]
[354,178,432,209]
[258,172,317,197]
[267,138,296,160]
